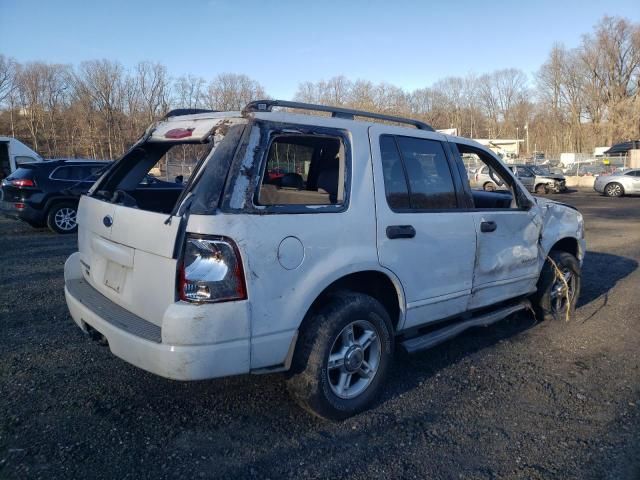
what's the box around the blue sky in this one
[1,0,638,99]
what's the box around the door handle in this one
[386,225,416,239]
[480,221,497,233]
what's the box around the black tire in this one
[535,183,549,195]
[604,182,624,197]
[483,182,496,192]
[46,202,78,234]
[532,250,581,322]
[286,291,394,420]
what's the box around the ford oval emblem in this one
[103,215,113,227]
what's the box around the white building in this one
[473,139,524,160]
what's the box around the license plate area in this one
[104,261,127,293]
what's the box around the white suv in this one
[64,101,585,419]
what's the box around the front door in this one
[455,143,542,309]
[369,126,477,330]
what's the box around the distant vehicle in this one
[0,159,185,233]
[473,164,566,194]
[593,169,640,197]
[508,164,567,194]
[0,137,44,179]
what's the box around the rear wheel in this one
[286,291,394,420]
[604,182,624,197]
[532,250,581,322]
[46,202,78,234]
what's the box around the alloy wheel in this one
[327,320,382,399]
[54,207,77,231]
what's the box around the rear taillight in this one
[178,235,247,303]
[11,178,35,187]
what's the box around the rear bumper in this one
[64,253,251,381]
[0,200,45,224]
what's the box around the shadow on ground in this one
[578,250,638,307]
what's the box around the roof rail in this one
[242,100,435,132]
[163,108,218,119]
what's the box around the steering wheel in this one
[488,169,505,187]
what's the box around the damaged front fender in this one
[536,197,586,266]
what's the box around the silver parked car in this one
[473,164,567,194]
[594,169,640,197]
[509,164,567,194]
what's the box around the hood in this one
[537,174,565,181]
[534,196,577,211]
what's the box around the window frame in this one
[247,122,352,215]
[49,165,94,182]
[450,142,533,211]
[378,134,464,213]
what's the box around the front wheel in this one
[46,202,78,234]
[535,183,549,195]
[532,251,581,322]
[604,182,624,197]
[286,291,394,420]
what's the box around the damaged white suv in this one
[64,100,585,419]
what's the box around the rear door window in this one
[379,135,457,210]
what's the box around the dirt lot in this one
[0,190,638,480]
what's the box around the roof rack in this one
[163,108,219,119]
[242,100,435,132]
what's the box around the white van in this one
[0,137,43,179]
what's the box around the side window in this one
[379,135,457,210]
[379,135,410,209]
[51,166,72,180]
[395,136,457,209]
[257,134,346,206]
[15,155,38,166]
[456,143,519,209]
[516,166,533,177]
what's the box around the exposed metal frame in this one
[242,99,435,132]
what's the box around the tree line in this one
[0,15,638,160]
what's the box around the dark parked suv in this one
[1,159,186,233]
[0,160,110,233]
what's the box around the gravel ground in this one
[1,190,639,480]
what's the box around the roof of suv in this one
[158,100,495,156]
[31,159,111,170]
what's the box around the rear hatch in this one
[77,114,247,326]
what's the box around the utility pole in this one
[524,123,529,156]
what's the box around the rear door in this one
[369,126,477,330]
[77,116,241,326]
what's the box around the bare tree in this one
[206,73,266,111]
[174,75,206,110]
